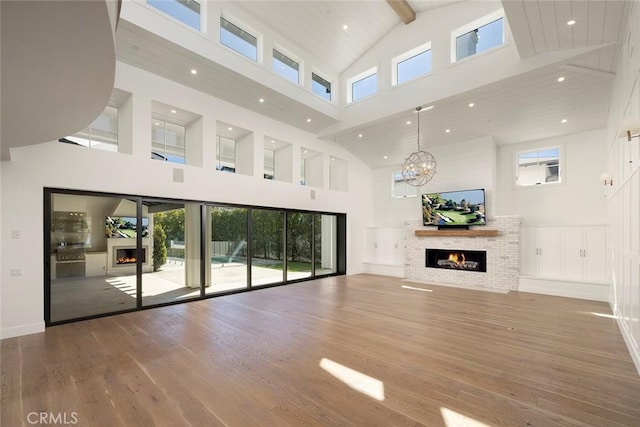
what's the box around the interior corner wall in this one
[605,0,640,375]
[495,129,607,226]
[0,61,373,339]
[370,137,496,227]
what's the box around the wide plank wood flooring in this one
[2,274,640,426]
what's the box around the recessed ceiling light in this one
[561,119,568,123]
[383,156,388,159]
[259,98,265,103]
[331,158,335,161]
[424,105,435,110]
[170,109,177,114]
[445,129,451,133]
[358,133,363,138]
[557,76,565,82]
[468,102,475,108]
[306,118,312,123]
[155,122,160,126]
[270,140,275,144]
[342,24,348,30]
[190,69,197,75]
[228,127,233,131]
[567,19,576,26]
[406,120,412,125]
[304,150,308,154]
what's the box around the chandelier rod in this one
[416,106,422,150]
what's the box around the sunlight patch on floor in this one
[440,407,491,427]
[590,311,618,319]
[401,285,433,292]
[319,358,385,401]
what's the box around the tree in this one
[152,224,167,271]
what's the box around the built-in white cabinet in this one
[520,225,607,284]
[561,226,607,284]
[364,227,404,277]
[520,227,561,278]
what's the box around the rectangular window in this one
[151,118,186,164]
[220,17,258,61]
[312,73,331,101]
[454,14,504,62]
[391,171,418,198]
[273,49,299,84]
[394,43,432,85]
[516,146,561,186]
[147,0,200,31]
[62,106,118,152]
[348,67,377,103]
[216,136,236,172]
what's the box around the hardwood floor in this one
[2,274,640,426]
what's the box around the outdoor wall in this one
[0,61,373,339]
[370,137,496,227]
[495,129,607,226]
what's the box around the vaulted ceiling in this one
[114,0,631,168]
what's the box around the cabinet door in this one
[365,228,379,263]
[538,227,561,278]
[583,226,607,283]
[520,227,538,276]
[562,228,585,282]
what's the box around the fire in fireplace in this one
[425,248,487,273]
[115,248,146,265]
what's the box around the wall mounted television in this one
[105,216,149,238]
[422,189,486,228]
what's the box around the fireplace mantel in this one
[415,229,499,237]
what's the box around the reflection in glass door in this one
[287,212,313,280]
[251,209,284,286]
[206,206,248,294]
[49,193,138,322]
[142,201,201,306]
[315,214,338,275]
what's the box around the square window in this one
[62,105,118,152]
[216,136,236,172]
[516,146,561,186]
[273,49,299,84]
[391,171,418,198]
[220,16,258,61]
[147,0,201,31]
[152,118,186,164]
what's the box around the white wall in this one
[0,61,372,339]
[496,129,607,226]
[605,0,640,374]
[371,137,496,227]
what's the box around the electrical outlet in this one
[10,268,22,277]
[11,229,21,239]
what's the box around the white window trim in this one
[514,145,564,188]
[392,41,432,86]
[450,9,505,64]
[311,69,334,103]
[272,44,303,86]
[346,66,378,104]
[391,171,418,198]
[219,13,263,63]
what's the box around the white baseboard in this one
[518,277,609,302]
[1,322,45,339]
[362,263,404,277]
[612,303,640,376]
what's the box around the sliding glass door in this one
[46,189,346,325]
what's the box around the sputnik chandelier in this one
[401,106,437,187]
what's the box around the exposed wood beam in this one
[386,0,416,24]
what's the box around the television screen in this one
[106,216,149,238]
[422,189,486,226]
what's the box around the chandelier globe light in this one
[401,106,437,187]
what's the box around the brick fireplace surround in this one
[404,216,520,292]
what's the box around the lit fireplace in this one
[115,248,146,265]
[425,249,486,272]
